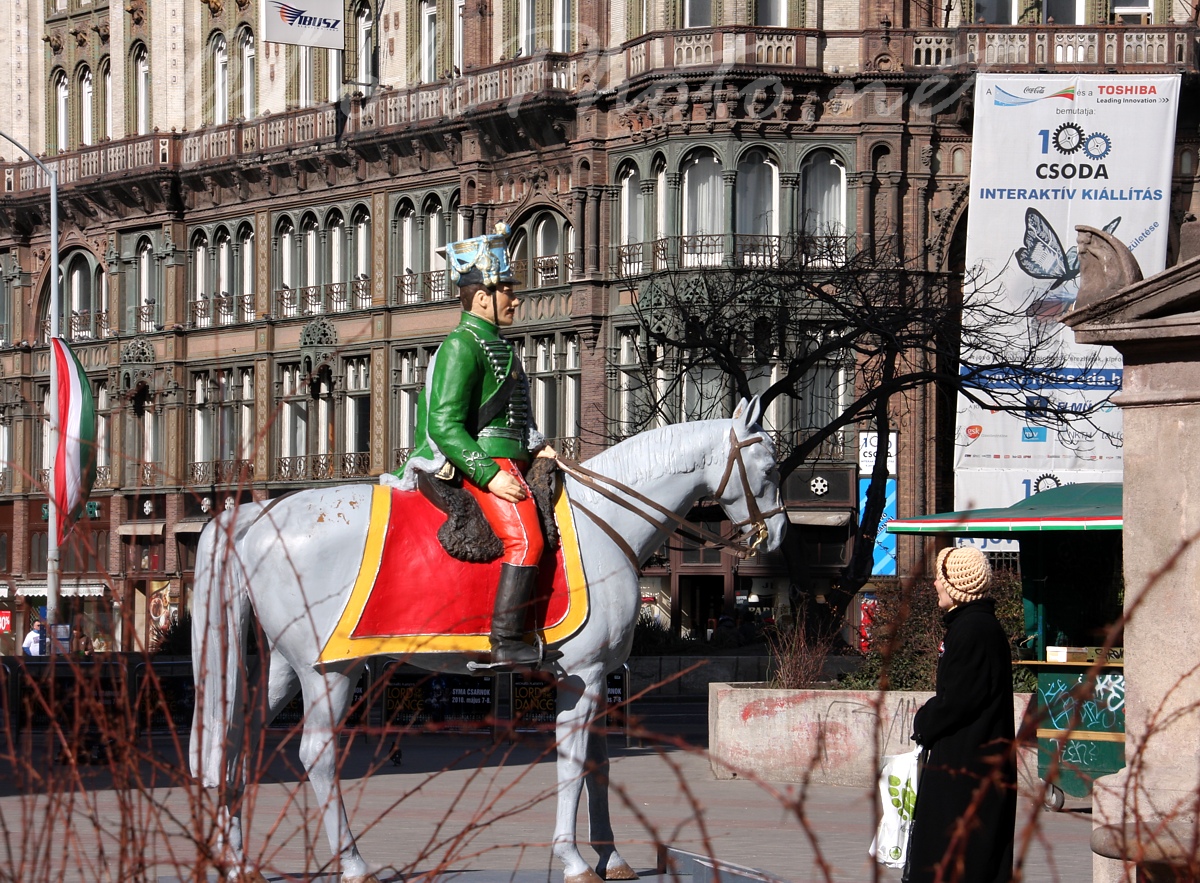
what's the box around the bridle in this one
[555,428,785,570]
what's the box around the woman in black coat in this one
[905,546,1017,883]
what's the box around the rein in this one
[555,429,784,570]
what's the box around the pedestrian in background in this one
[22,621,47,657]
[905,546,1016,883]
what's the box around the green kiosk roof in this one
[886,483,1122,536]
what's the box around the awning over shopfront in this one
[116,522,166,537]
[17,581,109,598]
[886,483,1122,536]
[787,510,853,527]
[173,520,211,534]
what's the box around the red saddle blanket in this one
[319,483,588,663]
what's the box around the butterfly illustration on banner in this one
[1015,207,1120,323]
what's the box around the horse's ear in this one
[732,396,763,430]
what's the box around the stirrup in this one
[467,634,562,673]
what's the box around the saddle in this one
[417,457,561,562]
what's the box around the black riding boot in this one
[490,563,563,669]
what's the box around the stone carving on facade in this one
[44,32,65,55]
[92,22,111,43]
[799,91,821,131]
[201,0,225,14]
[125,0,147,27]
[68,26,90,48]
[920,145,935,168]
[119,337,158,395]
[299,317,338,378]
[1074,226,1144,315]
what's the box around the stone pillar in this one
[640,177,657,271]
[888,171,904,262]
[587,185,603,274]
[1065,246,1200,879]
[854,172,875,259]
[572,188,587,276]
[912,175,931,271]
[780,173,800,256]
[666,172,682,267]
[723,169,737,267]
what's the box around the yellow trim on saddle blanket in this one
[318,482,589,663]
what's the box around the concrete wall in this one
[709,683,1037,790]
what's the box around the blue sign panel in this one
[858,478,898,577]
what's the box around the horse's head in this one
[711,396,788,556]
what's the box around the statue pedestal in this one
[1066,237,1200,880]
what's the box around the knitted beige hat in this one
[936,547,992,604]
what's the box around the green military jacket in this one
[404,311,535,488]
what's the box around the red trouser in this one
[464,458,544,567]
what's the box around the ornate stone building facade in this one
[0,0,1195,651]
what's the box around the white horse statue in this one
[189,397,787,883]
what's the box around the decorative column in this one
[854,171,876,259]
[640,177,657,272]
[888,171,904,262]
[587,185,603,275]
[912,175,931,271]
[572,188,587,276]
[780,173,800,256]
[722,169,737,267]
[666,172,682,267]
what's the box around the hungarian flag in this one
[51,337,97,543]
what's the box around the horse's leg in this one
[554,669,608,883]
[297,664,378,883]
[584,724,639,880]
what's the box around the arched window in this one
[618,164,644,275]
[136,238,157,332]
[192,232,211,327]
[328,44,343,101]
[237,222,255,321]
[300,214,320,312]
[79,66,94,147]
[52,70,69,153]
[67,253,93,338]
[426,200,446,299]
[213,227,232,324]
[326,210,348,311]
[298,45,315,108]
[534,216,562,287]
[681,150,723,267]
[131,44,151,136]
[800,150,847,261]
[275,218,296,316]
[1184,150,1195,177]
[238,30,257,119]
[356,2,375,90]
[394,203,417,303]
[735,149,779,266]
[352,206,372,307]
[553,0,574,51]
[453,0,465,75]
[211,33,229,125]
[99,58,113,140]
[420,0,438,83]
[518,0,536,56]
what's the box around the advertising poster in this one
[263,0,346,50]
[957,74,1179,521]
[858,477,897,577]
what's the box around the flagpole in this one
[1,131,61,643]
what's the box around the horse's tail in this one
[189,504,261,791]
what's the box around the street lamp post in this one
[1,131,62,643]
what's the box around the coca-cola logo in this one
[965,425,983,441]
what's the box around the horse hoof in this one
[566,871,606,883]
[603,863,639,881]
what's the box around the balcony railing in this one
[548,436,581,460]
[904,25,1196,70]
[393,447,413,470]
[389,271,451,306]
[187,459,255,486]
[275,454,336,482]
[342,452,371,478]
[613,234,856,278]
[0,468,9,494]
[94,465,113,489]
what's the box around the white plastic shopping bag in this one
[868,746,921,869]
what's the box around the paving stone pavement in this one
[0,728,1093,883]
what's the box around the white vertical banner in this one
[263,0,346,50]
[956,74,1179,518]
